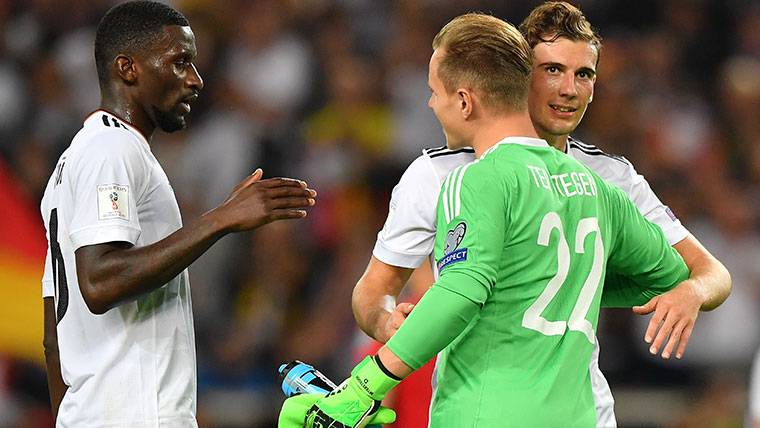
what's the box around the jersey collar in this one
[481,136,550,158]
[84,109,150,148]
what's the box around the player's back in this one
[431,138,687,427]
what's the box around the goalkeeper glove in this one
[282,355,400,428]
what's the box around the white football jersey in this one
[751,349,760,424]
[373,138,689,428]
[40,110,197,428]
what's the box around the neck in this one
[540,133,569,152]
[470,109,539,158]
[100,91,155,142]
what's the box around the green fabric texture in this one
[386,279,480,370]
[386,140,689,427]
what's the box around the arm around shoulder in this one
[672,234,731,311]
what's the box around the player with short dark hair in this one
[40,2,316,426]
[279,12,690,427]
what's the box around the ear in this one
[458,89,474,119]
[115,55,138,85]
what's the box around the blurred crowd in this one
[1,0,759,426]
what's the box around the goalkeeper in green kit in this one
[279,12,690,428]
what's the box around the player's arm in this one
[352,154,440,342]
[352,257,415,343]
[643,234,730,311]
[76,170,315,314]
[600,160,730,356]
[630,235,731,356]
[281,164,502,428]
[43,297,68,419]
[602,184,693,358]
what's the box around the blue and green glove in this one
[278,355,400,428]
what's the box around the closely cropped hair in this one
[94,1,189,86]
[519,2,601,54]
[433,13,532,112]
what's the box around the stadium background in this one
[0,0,758,426]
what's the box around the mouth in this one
[178,94,199,114]
[549,104,577,113]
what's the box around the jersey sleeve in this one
[601,183,689,307]
[432,161,505,305]
[612,158,689,246]
[373,155,441,268]
[67,131,146,250]
[751,350,760,422]
[42,247,54,298]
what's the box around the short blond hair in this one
[432,13,532,112]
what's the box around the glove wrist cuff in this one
[350,356,400,401]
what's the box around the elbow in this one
[79,281,112,315]
[43,335,59,358]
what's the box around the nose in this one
[187,63,204,92]
[558,72,577,98]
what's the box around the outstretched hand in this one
[213,169,316,233]
[633,280,703,359]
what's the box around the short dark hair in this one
[94,1,189,86]
[519,2,601,55]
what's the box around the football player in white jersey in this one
[40,2,316,427]
[751,349,760,427]
[352,2,731,427]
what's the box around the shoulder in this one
[72,113,146,164]
[566,137,638,183]
[421,146,476,182]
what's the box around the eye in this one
[578,71,592,80]
[546,66,560,74]
[175,58,190,68]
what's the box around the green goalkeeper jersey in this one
[429,137,688,427]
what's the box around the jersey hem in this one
[372,241,429,269]
[70,224,141,250]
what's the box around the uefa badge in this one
[438,222,468,271]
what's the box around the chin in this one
[153,107,187,133]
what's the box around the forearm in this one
[351,257,412,342]
[385,272,480,372]
[43,298,67,419]
[674,236,731,311]
[76,210,227,313]
[352,281,394,341]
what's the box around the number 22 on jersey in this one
[522,212,604,344]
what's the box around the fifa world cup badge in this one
[97,184,130,220]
